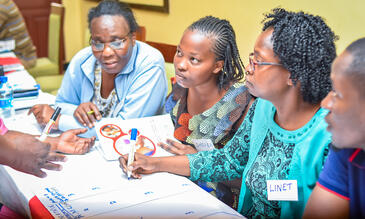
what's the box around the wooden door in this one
[13,0,62,59]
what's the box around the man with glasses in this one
[29,0,167,138]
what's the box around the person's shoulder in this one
[135,41,164,64]
[331,147,361,161]
[74,46,93,58]
[70,47,94,64]
[0,0,13,16]
[254,98,272,112]
[0,0,13,8]
[311,108,331,135]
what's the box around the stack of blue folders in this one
[13,84,40,99]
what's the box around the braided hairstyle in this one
[88,0,138,33]
[262,8,337,104]
[188,16,245,90]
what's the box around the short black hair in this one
[344,37,365,97]
[262,8,337,104]
[88,0,138,33]
[188,16,245,90]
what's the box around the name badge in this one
[192,139,215,151]
[267,180,298,201]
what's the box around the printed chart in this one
[34,150,244,218]
[95,114,175,160]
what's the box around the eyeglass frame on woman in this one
[248,52,282,73]
[90,32,131,51]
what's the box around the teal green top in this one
[187,98,331,218]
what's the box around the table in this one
[0,110,244,218]
[0,54,244,218]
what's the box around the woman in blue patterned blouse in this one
[119,8,337,218]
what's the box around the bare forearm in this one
[0,135,16,166]
[6,130,58,151]
[303,185,350,219]
[43,136,59,151]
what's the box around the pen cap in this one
[0,76,7,84]
[130,128,137,140]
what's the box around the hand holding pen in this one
[119,151,160,180]
[29,104,61,128]
[127,128,138,179]
[38,107,61,142]
[73,102,102,128]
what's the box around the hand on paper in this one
[3,131,66,178]
[28,104,59,128]
[49,128,96,154]
[158,139,197,155]
[73,102,102,128]
[119,153,159,179]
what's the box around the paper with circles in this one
[95,114,175,160]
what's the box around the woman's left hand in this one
[158,139,197,155]
[54,128,96,154]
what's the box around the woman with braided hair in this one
[163,16,252,207]
[164,16,251,150]
[120,8,337,218]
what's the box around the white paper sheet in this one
[95,114,175,160]
[33,150,244,218]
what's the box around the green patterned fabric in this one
[169,82,251,149]
[165,82,251,207]
[187,98,331,218]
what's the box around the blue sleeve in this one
[116,63,167,120]
[55,49,90,115]
[317,147,349,199]
[56,48,96,137]
[164,93,176,114]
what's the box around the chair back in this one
[146,41,177,94]
[48,2,64,74]
[146,41,176,63]
[135,26,146,42]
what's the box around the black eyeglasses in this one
[90,33,130,51]
[248,53,282,72]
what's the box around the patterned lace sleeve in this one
[187,107,253,182]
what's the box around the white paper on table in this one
[105,189,245,219]
[7,69,36,88]
[35,170,244,219]
[95,114,175,161]
[0,39,15,52]
[34,150,205,219]
[2,112,42,135]
[0,50,24,72]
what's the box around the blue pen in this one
[127,128,138,180]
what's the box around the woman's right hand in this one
[119,153,159,179]
[73,102,102,128]
[28,104,58,127]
